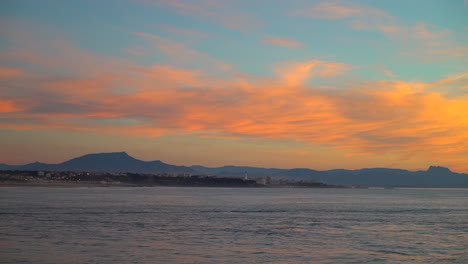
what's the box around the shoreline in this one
[0,181,340,188]
[2,183,466,189]
[0,182,133,188]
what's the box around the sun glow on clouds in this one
[0,1,467,171]
[1,34,467,170]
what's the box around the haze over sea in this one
[1,187,466,263]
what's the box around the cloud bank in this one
[1,22,467,171]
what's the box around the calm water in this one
[0,187,467,264]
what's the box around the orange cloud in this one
[3,66,467,171]
[275,60,350,86]
[1,22,467,172]
[290,2,360,19]
[0,66,25,79]
[262,37,304,48]
[0,99,23,113]
[377,25,400,33]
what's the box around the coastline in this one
[0,182,132,188]
[0,181,340,188]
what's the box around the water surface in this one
[0,187,467,263]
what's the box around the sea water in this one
[0,187,467,263]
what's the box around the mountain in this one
[0,152,194,174]
[190,165,468,187]
[1,152,467,187]
[0,163,17,170]
[427,165,452,174]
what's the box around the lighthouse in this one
[243,171,248,180]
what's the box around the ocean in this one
[0,187,467,263]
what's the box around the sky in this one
[0,0,467,172]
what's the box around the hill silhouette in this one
[1,152,467,187]
[0,152,194,174]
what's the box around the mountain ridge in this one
[1,152,467,187]
[0,152,194,174]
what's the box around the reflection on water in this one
[0,187,467,263]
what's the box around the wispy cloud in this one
[275,60,350,86]
[133,31,233,71]
[262,36,304,48]
[290,2,362,19]
[158,24,209,40]
[291,1,467,62]
[0,66,25,78]
[373,65,396,78]
[290,1,391,20]
[140,0,262,31]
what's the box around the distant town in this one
[0,170,336,188]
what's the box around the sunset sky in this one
[1,0,467,172]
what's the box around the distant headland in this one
[1,152,467,188]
